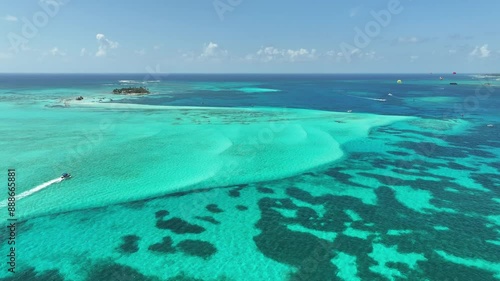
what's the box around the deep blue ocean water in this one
[2,73,497,117]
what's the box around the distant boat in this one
[439,77,444,80]
[397,80,402,84]
[453,72,457,74]
[61,173,71,180]
[450,82,458,85]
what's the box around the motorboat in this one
[61,173,71,180]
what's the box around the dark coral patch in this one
[257,187,274,194]
[177,239,217,259]
[386,261,410,272]
[295,207,319,221]
[387,150,411,156]
[125,200,147,210]
[446,161,477,171]
[324,167,368,188]
[228,189,241,198]
[254,225,334,267]
[156,218,205,234]
[86,262,158,281]
[228,184,248,198]
[148,236,176,253]
[286,187,317,204]
[17,221,34,233]
[166,272,204,281]
[155,210,169,219]
[418,253,497,281]
[470,172,500,192]
[117,235,140,254]
[254,225,337,281]
[332,234,373,257]
[397,141,469,159]
[195,216,220,225]
[252,194,342,281]
[206,204,223,214]
[236,205,248,211]
[488,161,500,172]
[0,267,64,281]
[357,172,404,186]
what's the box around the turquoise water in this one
[0,74,499,280]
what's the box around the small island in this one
[112,87,150,95]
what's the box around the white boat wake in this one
[387,93,406,99]
[0,177,63,207]
[344,94,386,102]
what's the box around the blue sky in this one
[0,0,499,73]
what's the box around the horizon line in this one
[0,72,491,75]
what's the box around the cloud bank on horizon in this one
[0,0,499,73]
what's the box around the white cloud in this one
[38,47,66,59]
[350,49,378,60]
[80,48,86,56]
[3,15,18,22]
[326,48,380,61]
[0,52,13,60]
[95,33,119,57]
[287,48,316,60]
[410,55,419,62]
[469,44,490,58]
[50,47,66,56]
[364,51,377,59]
[198,42,228,60]
[200,42,226,57]
[96,49,105,57]
[202,42,218,57]
[448,49,457,54]
[449,34,473,40]
[395,36,435,45]
[39,0,67,5]
[249,46,317,62]
[135,49,146,56]
[349,6,361,17]
[181,42,228,62]
[398,36,419,43]
[153,45,161,50]
[326,49,344,60]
